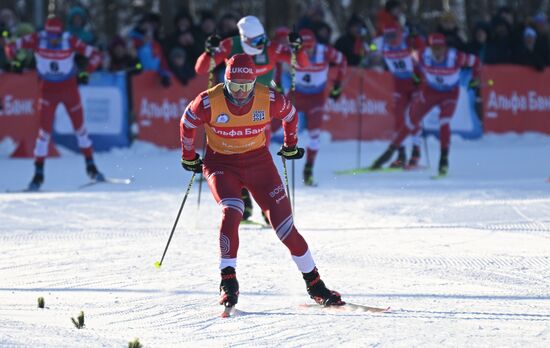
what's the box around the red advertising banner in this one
[0,72,59,157]
[132,72,208,150]
[482,65,550,134]
[323,68,395,140]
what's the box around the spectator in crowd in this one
[297,2,324,31]
[106,35,140,72]
[312,21,332,45]
[335,14,370,67]
[11,22,35,70]
[484,18,514,64]
[375,0,403,37]
[437,11,467,51]
[532,12,550,67]
[494,6,522,44]
[467,21,490,61]
[129,12,171,87]
[194,11,216,51]
[0,8,18,71]
[513,27,547,71]
[167,47,195,85]
[164,10,202,64]
[66,6,95,44]
[218,12,239,39]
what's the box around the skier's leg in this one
[389,91,407,168]
[29,92,57,190]
[246,157,343,305]
[62,84,102,180]
[371,91,430,169]
[437,95,458,175]
[304,103,323,185]
[203,164,243,307]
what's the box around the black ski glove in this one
[277,145,305,160]
[288,31,303,52]
[181,153,203,173]
[205,34,221,55]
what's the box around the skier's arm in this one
[271,42,310,68]
[70,35,101,72]
[195,38,232,75]
[270,89,298,148]
[458,51,481,79]
[180,92,210,160]
[326,45,347,84]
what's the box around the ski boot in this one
[85,158,105,182]
[407,145,421,169]
[219,266,239,308]
[370,145,398,170]
[28,162,44,191]
[389,146,406,168]
[438,149,449,176]
[303,267,345,306]
[303,162,315,186]
[241,188,253,221]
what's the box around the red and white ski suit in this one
[294,43,346,165]
[392,47,480,151]
[180,83,316,272]
[5,31,101,161]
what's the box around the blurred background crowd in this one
[2,0,550,84]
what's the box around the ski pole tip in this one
[154,261,162,269]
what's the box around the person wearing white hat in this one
[195,15,310,222]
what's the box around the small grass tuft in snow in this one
[128,338,142,348]
[71,311,85,329]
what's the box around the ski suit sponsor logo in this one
[325,95,388,116]
[139,97,189,122]
[210,125,266,138]
[269,183,286,201]
[486,90,550,117]
[230,67,253,74]
[252,110,265,121]
[0,95,35,116]
[215,113,230,123]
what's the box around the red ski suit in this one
[180,83,315,272]
[381,35,425,133]
[5,31,101,161]
[392,47,480,151]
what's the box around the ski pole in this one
[197,55,216,211]
[281,158,292,212]
[290,32,297,213]
[357,68,365,169]
[421,120,431,169]
[155,172,196,268]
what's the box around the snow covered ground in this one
[1,134,549,347]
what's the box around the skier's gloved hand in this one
[181,153,203,173]
[277,145,305,160]
[205,34,221,55]
[329,82,342,100]
[288,31,303,52]
[77,71,89,85]
[10,60,23,73]
[468,78,480,90]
